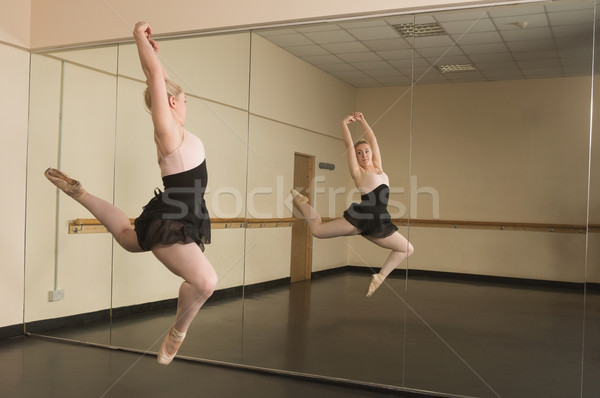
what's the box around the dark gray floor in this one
[0,335,431,398]
[7,271,600,398]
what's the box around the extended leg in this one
[45,168,142,252]
[364,232,414,297]
[151,242,218,365]
[291,189,360,238]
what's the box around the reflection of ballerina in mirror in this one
[291,112,413,297]
[44,21,217,366]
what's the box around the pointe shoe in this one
[157,327,186,365]
[366,274,384,298]
[290,189,309,205]
[44,168,86,200]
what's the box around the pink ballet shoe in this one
[290,189,309,205]
[157,326,186,365]
[44,168,86,200]
[366,274,384,297]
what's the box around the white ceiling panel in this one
[321,42,370,54]
[336,52,384,63]
[353,61,395,71]
[413,35,455,48]
[453,31,504,45]
[492,14,549,30]
[438,18,496,35]
[376,49,416,61]
[363,38,412,51]
[286,45,330,57]
[303,30,356,44]
[547,9,595,25]
[500,27,552,42]
[265,34,314,47]
[505,39,555,52]
[346,26,399,41]
[487,4,546,18]
[433,9,490,22]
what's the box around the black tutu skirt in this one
[343,184,398,239]
[134,188,211,252]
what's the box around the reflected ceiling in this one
[257,1,594,87]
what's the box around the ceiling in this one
[256,0,595,87]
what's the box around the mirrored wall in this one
[24,1,598,397]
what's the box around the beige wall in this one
[0,43,30,328]
[29,0,509,50]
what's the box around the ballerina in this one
[44,21,217,365]
[291,112,413,297]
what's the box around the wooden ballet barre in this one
[68,217,597,235]
[68,217,296,234]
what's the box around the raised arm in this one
[133,22,180,152]
[342,115,362,182]
[353,112,382,170]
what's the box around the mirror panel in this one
[25,46,119,344]
[108,33,251,361]
[241,26,411,383]
[408,2,593,396]
[584,2,600,396]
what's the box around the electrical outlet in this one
[49,289,65,302]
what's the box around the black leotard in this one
[134,159,211,252]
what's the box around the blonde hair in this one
[144,79,184,111]
[354,139,370,149]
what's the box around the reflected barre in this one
[393,219,598,234]
[68,217,598,234]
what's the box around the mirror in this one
[108,33,251,362]
[25,31,252,363]
[25,45,119,344]
[407,2,593,396]
[23,1,598,397]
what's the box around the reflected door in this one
[291,153,314,282]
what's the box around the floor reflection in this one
[28,271,597,397]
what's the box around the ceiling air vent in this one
[393,23,446,37]
[438,64,478,73]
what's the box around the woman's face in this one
[355,143,372,168]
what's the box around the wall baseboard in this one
[0,324,24,339]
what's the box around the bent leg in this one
[151,243,218,334]
[364,231,414,296]
[151,242,218,364]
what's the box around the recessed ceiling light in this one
[393,23,447,37]
[438,64,478,73]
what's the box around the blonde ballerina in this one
[291,112,413,297]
